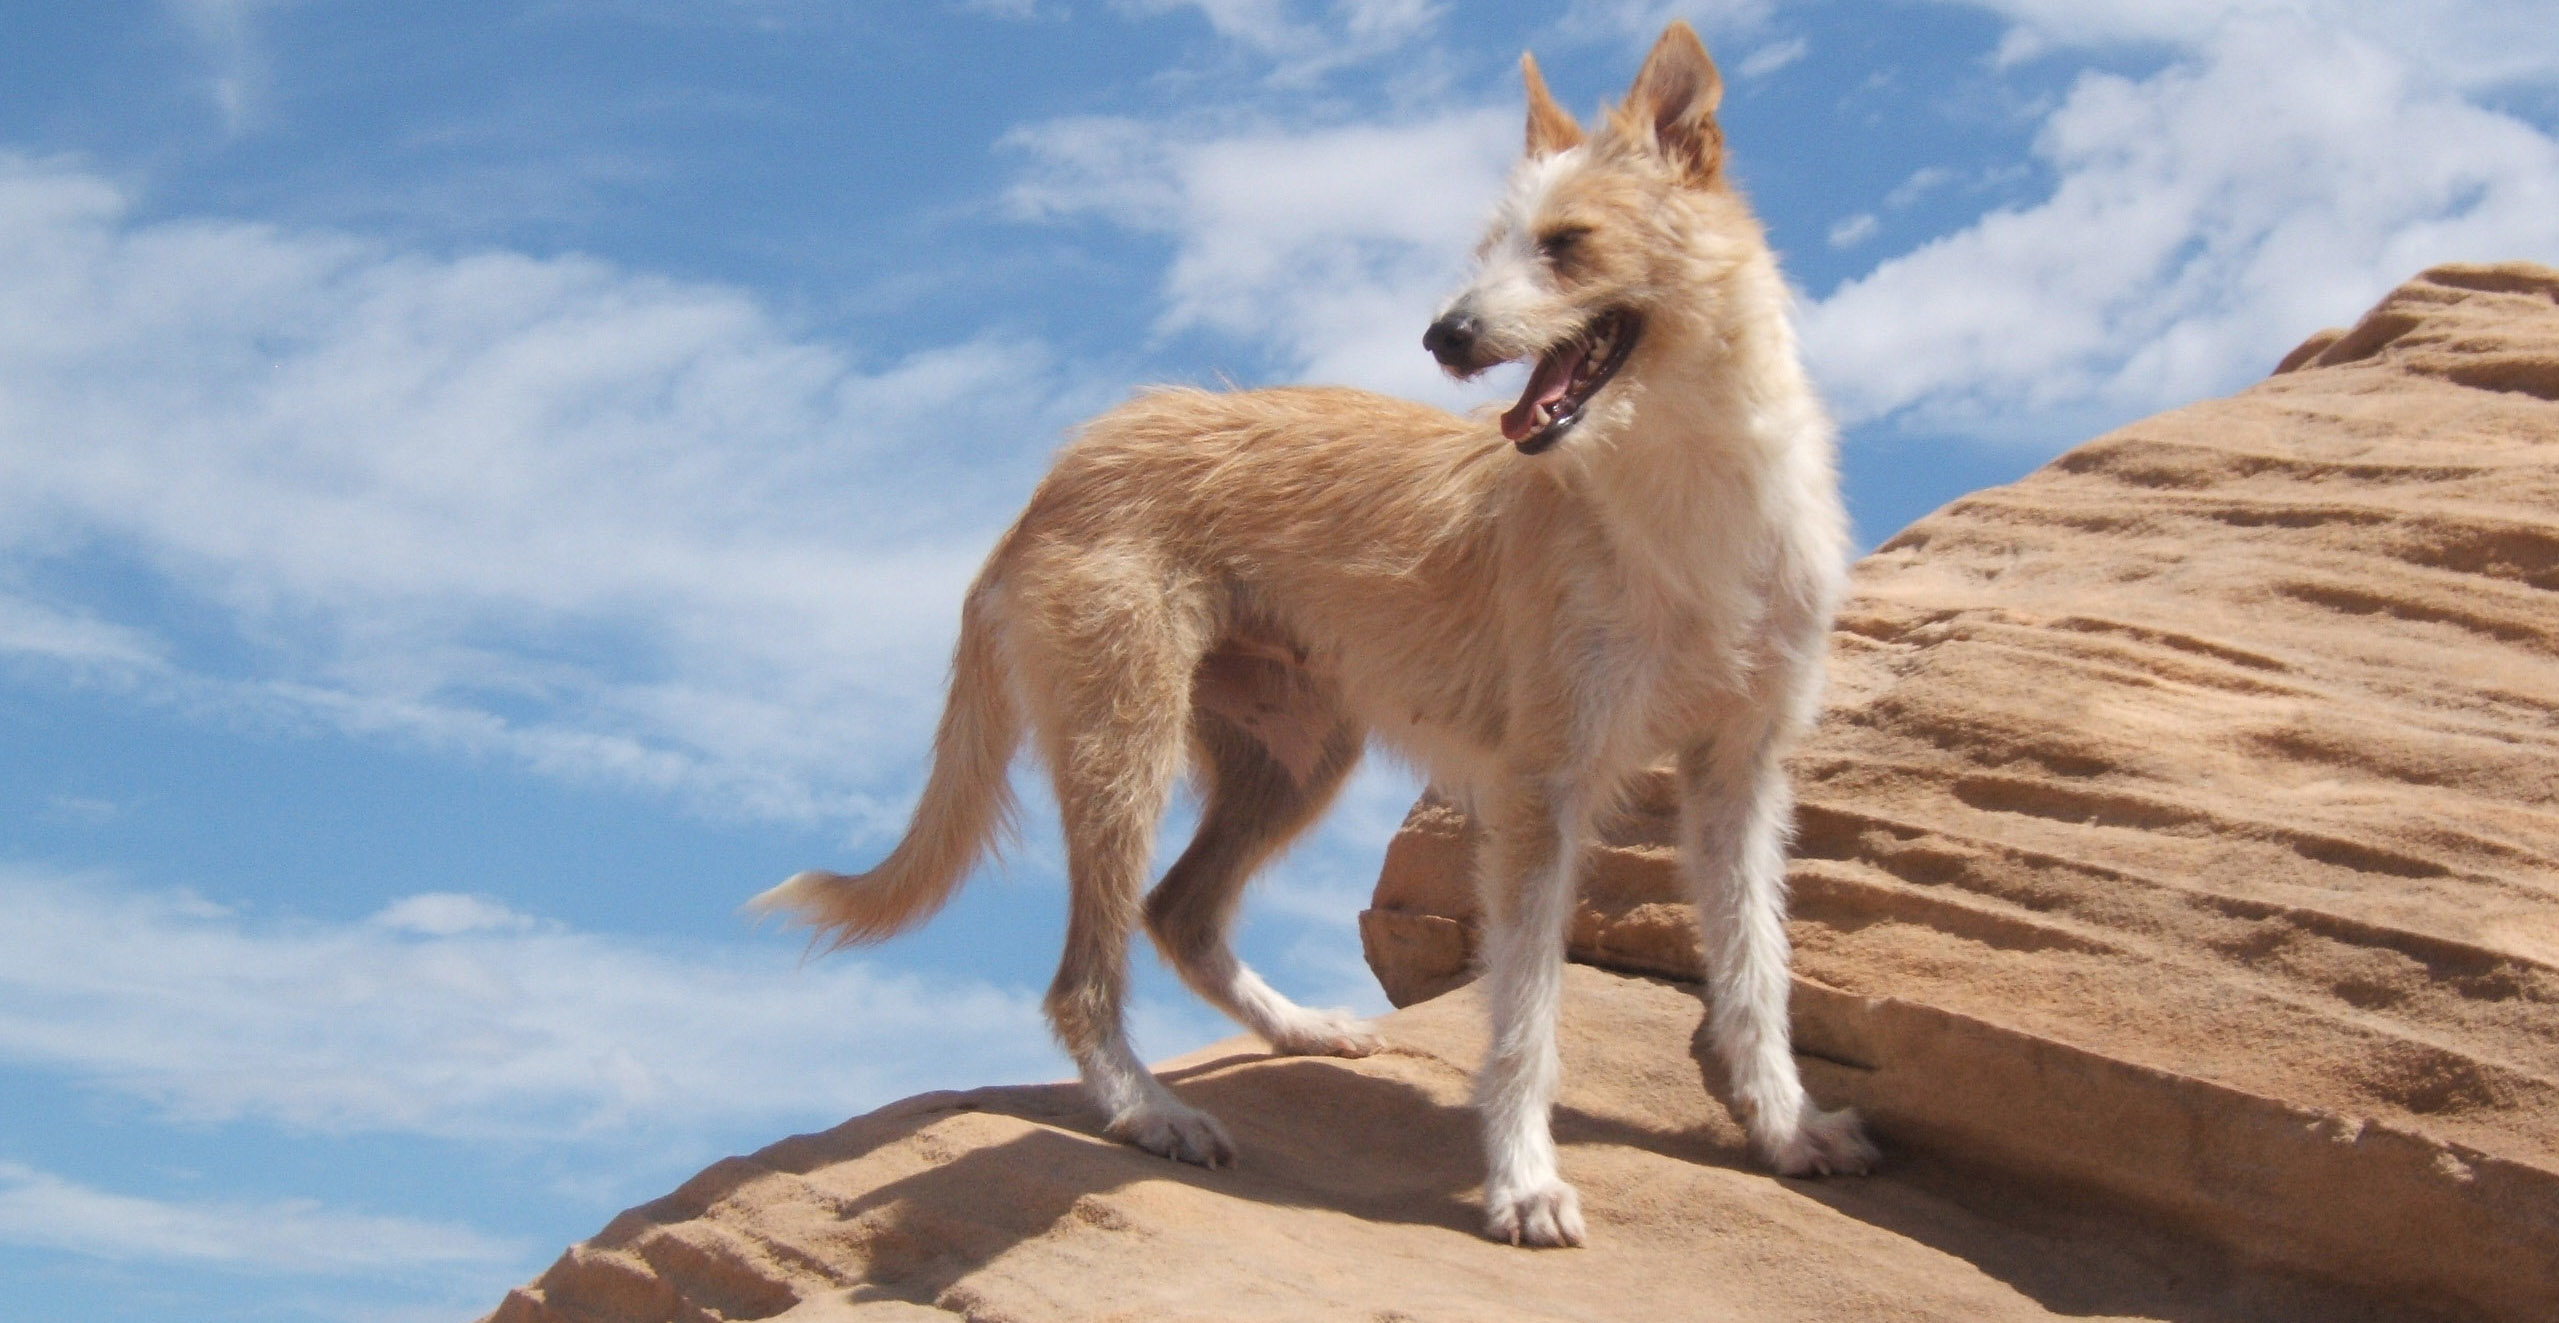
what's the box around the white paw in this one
[1107,1101,1236,1169]
[1766,1104,1879,1177]
[1483,1180,1585,1248]
[1268,1008,1384,1059]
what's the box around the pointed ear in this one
[1621,21,1725,186]
[1522,52,1584,156]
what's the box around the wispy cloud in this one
[1974,0,2559,88]
[1803,14,2559,443]
[162,0,280,134]
[1123,0,1445,82]
[1011,2,2559,460]
[1827,212,1879,249]
[0,155,1096,827]
[1737,35,1808,79]
[0,1161,521,1275]
[0,866,1073,1140]
[1005,107,1521,402]
[1560,0,1779,47]
[0,592,168,673]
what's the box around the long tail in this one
[751,580,1020,950]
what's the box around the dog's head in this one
[1424,22,1738,455]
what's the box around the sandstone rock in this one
[485,966,2432,1323]
[1364,261,2559,1319]
[487,264,2559,1323]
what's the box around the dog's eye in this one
[1536,226,1590,260]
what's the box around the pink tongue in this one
[1500,346,1585,441]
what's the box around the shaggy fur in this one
[756,22,1876,1247]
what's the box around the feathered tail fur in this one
[751,580,1020,949]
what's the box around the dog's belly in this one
[1188,618,1506,792]
[1190,631,1345,785]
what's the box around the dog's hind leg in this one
[1144,707,1379,1058]
[1033,586,1236,1168]
[1471,779,1588,1247]
[1678,723,1878,1177]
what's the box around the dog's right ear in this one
[1621,21,1725,187]
[1522,53,1584,157]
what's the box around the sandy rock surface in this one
[486,264,2559,1322]
[484,967,2431,1323]
[1369,263,2559,1320]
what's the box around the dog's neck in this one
[1582,258,1836,572]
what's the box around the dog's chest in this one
[1560,550,1764,766]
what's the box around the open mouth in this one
[1500,310,1642,455]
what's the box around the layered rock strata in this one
[1365,262,2559,1320]
[487,264,2559,1323]
[486,969,2438,1323]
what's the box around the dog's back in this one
[1016,385,1526,771]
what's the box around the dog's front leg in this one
[1471,780,1587,1247]
[1677,725,1877,1177]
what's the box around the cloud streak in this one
[1973,0,2559,88]
[1802,13,2559,442]
[0,867,1073,1141]
[1006,107,1521,404]
[161,0,278,134]
[1122,0,1446,83]
[0,154,1094,827]
[0,1161,521,1276]
[1003,3,2558,463]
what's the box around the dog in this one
[755,21,1876,1247]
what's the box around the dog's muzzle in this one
[1423,313,1492,376]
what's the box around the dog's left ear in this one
[1623,21,1725,187]
[1522,53,1585,156]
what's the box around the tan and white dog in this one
[757,21,1875,1246]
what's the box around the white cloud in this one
[1885,165,1958,211]
[1972,0,2559,90]
[41,794,123,826]
[1560,0,1779,46]
[1827,212,1879,248]
[1005,108,1523,402]
[1119,0,1443,82]
[0,154,1091,826]
[0,591,167,673]
[0,1161,521,1275]
[1738,35,1808,79]
[1803,16,2559,442]
[370,892,540,937]
[162,0,281,134]
[996,1,2559,465]
[0,866,1075,1140]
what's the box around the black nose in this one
[1423,314,1481,372]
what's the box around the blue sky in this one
[2,2,2555,1318]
